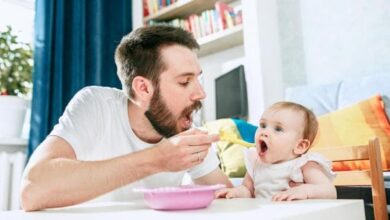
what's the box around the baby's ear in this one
[293,139,311,155]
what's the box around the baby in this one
[216,101,336,201]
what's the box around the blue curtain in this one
[28,0,132,157]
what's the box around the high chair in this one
[312,137,388,220]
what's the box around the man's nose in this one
[191,82,206,101]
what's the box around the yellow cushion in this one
[311,95,390,171]
[203,119,249,177]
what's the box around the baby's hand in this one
[272,185,309,201]
[215,188,241,199]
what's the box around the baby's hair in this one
[268,101,318,145]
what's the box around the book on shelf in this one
[143,1,243,41]
[143,0,179,17]
[215,1,234,30]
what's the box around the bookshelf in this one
[143,0,234,23]
[197,24,243,57]
[142,0,243,56]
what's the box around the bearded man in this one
[21,25,232,211]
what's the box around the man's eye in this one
[179,81,190,86]
[275,126,283,132]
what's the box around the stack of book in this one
[143,0,180,17]
[145,1,242,39]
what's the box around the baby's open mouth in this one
[259,140,268,154]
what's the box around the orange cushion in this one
[311,95,390,171]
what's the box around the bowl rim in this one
[133,184,226,193]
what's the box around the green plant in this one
[0,26,33,96]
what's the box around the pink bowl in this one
[134,184,225,210]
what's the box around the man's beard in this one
[145,88,202,138]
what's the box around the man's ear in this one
[132,76,154,101]
[293,139,311,155]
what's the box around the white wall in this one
[132,0,143,29]
[278,0,390,87]
[0,0,35,43]
[243,0,390,122]
[242,0,285,124]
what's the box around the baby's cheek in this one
[255,145,261,154]
[254,129,261,140]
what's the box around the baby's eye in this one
[259,122,266,129]
[275,126,283,132]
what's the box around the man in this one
[21,25,232,211]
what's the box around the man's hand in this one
[154,128,219,172]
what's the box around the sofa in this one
[284,73,390,118]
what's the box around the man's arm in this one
[21,136,163,211]
[21,129,218,211]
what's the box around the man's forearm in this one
[21,146,162,211]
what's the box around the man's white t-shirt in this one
[50,86,219,202]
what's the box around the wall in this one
[0,0,35,43]
[242,0,390,123]
[132,0,143,29]
[278,0,390,87]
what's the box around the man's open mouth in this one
[185,112,192,121]
[180,111,193,130]
[181,101,201,130]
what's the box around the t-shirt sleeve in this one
[50,87,103,159]
[187,143,220,179]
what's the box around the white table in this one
[0,199,365,220]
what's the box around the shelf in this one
[144,0,234,22]
[197,25,243,57]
